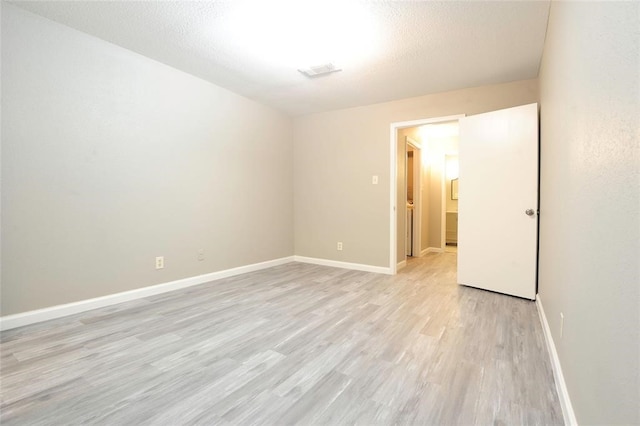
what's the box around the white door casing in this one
[457,103,538,300]
[406,137,422,258]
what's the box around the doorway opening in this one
[389,115,464,274]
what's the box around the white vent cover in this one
[298,63,342,77]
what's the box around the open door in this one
[457,103,538,300]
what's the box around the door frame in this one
[406,137,422,259]
[389,114,465,275]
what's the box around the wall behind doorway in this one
[424,133,458,250]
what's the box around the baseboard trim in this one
[293,256,392,275]
[396,260,407,270]
[0,256,295,331]
[425,247,444,253]
[536,295,578,426]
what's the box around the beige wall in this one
[426,159,442,249]
[420,162,430,254]
[538,1,639,424]
[1,5,294,315]
[293,79,538,267]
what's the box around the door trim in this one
[389,114,465,274]
[406,136,422,258]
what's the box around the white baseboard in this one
[397,260,407,270]
[425,247,444,253]
[293,256,392,275]
[0,256,295,331]
[536,295,578,426]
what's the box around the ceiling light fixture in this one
[217,0,378,71]
[298,63,342,78]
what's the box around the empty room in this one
[1,1,638,425]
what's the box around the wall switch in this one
[197,249,205,261]
[337,242,343,251]
[560,312,564,338]
[372,175,379,185]
[155,256,164,269]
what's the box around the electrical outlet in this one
[337,242,343,251]
[197,249,205,261]
[155,256,164,269]
[560,312,564,338]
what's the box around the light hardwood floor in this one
[0,253,563,425]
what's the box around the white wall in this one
[538,2,639,424]
[293,79,538,267]
[1,5,293,315]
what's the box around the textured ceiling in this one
[10,1,550,116]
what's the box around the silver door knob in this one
[525,209,535,216]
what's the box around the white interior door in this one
[457,103,538,300]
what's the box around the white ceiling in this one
[10,1,550,116]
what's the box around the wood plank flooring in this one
[0,253,563,425]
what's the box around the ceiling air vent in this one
[298,63,342,78]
